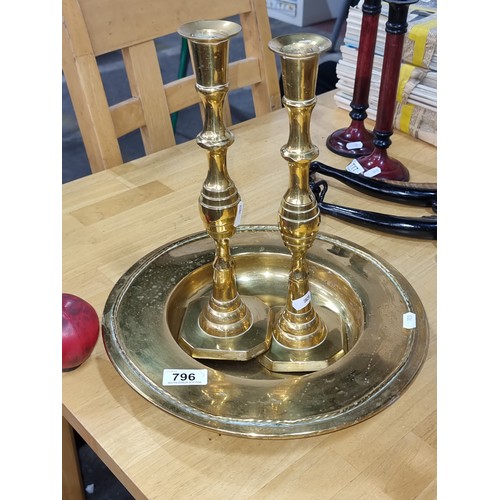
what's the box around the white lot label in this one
[292,291,311,310]
[234,201,244,227]
[163,369,208,386]
[363,166,381,178]
[403,312,417,329]
[346,159,364,174]
[346,141,363,150]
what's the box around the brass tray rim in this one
[102,225,429,439]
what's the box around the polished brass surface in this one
[178,295,270,361]
[260,34,340,372]
[177,20,270,359]
[102,225,429,438]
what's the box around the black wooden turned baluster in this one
[353,0,418,181]
[326,0,381,158]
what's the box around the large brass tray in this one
[102,225,428,438]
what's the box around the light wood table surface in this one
[62,91,437,499]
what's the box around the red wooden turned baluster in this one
[326,0,381,158]
[354,0,418,180]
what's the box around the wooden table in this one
[62,91,437,499]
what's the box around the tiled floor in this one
[64,15,343,500]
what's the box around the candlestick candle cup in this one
[353,0,418,180]
[177,20,270,361]
[326,0,382,158]
[258,34,347,373]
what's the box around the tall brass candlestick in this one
[259,34,346,373]
[177,20,269,361]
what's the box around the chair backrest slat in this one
[122,41,175,153]
[78,0,252,56]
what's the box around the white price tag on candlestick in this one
[292,291,311,310]
[363,167,381,178]
[346,159,364,174]
[234,201,244,227]
[346,141,363,150]
[163,369,208,386]
[403,312,416,329]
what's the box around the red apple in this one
[62,293,100,370]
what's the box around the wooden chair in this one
[62,0,282,173]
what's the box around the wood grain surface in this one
[62,91,437,499]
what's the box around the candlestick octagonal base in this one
[178,295,270,361]
[258,306,346,372]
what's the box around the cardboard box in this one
[266,0,338,27]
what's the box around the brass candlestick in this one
[177,20,269,361]
[259,34,346,373]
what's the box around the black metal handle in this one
[311,179,437,240]
[311,161,437,210]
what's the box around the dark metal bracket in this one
[310,161,437,240]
